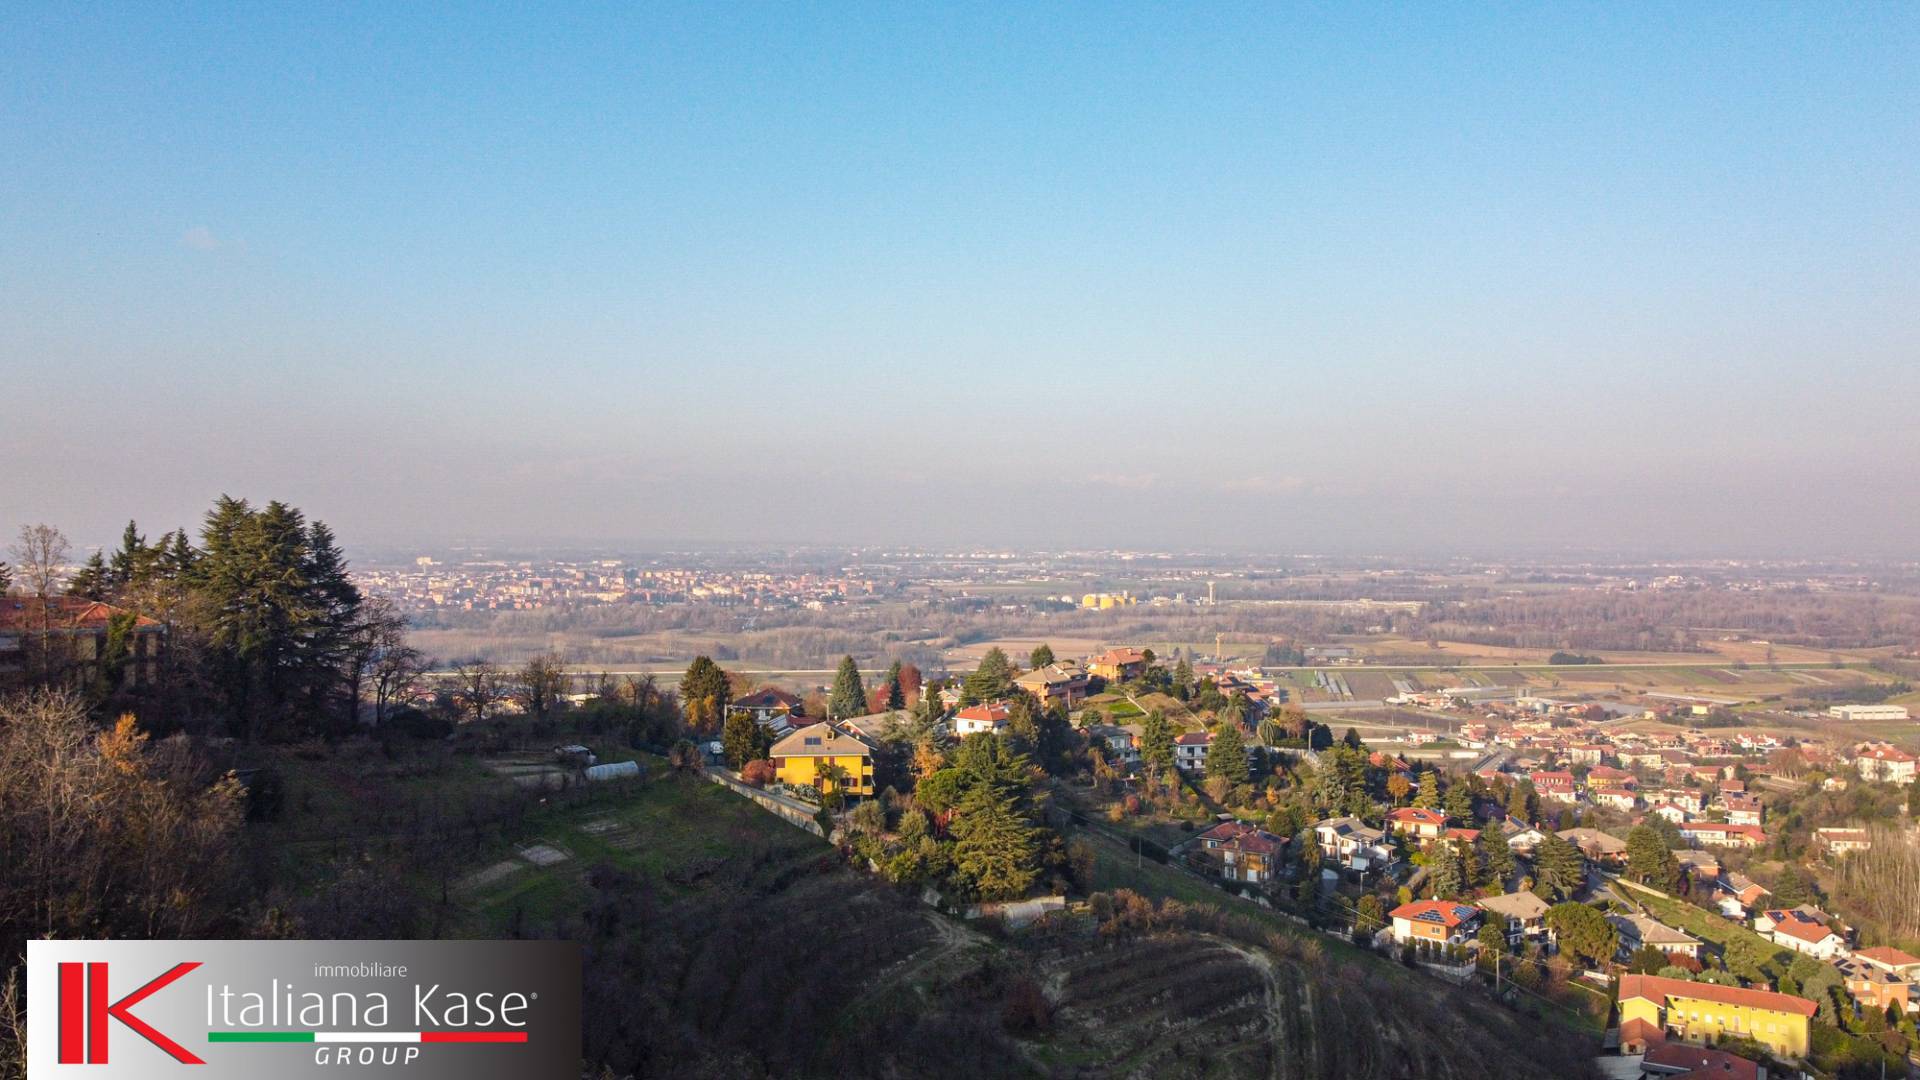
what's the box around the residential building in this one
[1813,827,1872,857]
[952,701,1013,736]
[1013,662,1090,708]
[1194,821,1287,884]
[1636,1043,1758,1080]
[1530,770,1577,801]
[1557,827,1629,866]
[1719,793,1763,826]
[1608,913,1702,960]
[1834,955,1911,1014]
[1313,817,1394,876]
[1389,900,1482,946]
[0,597,166,687]
[1855,946,1920,980]
[1174,731,1212,772]
[1087,647,1148,683]
[729,687,803,728]
[1477,891,1552,945]
[1755,908,1848,959]
[1711,873,1770,920]
[1616,973,1815,1058]
[769,723,877,799]
[1591,786,1639,812]
[1677,822,1767,849]
[1385,806,1448,842]
[1854,744,1918,786]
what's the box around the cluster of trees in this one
[10,504,409,742]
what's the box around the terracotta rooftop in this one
[1617,974,1817,1018]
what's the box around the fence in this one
[707,768,827,838]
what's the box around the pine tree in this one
[680,656,731,735]
[65,552,111,600]
[1140,709,1175,780]
[1444,782,1473,823]
[1428,841,1462,899]
[884,659,906,709]
[1413,769,1442,809]
[1482,828,1516,884]
[1532,832,1586,902]
[721,711,765,770]
[961,647,1013,705]
[1028,643,1054,669]
[107,520,155,586]
[1206,722,1247,783]
[0,559,11,593]
[949,783,1039,901]
[1625,824,1681,890]
[1172,656,1194,699]
[829,655,867,719]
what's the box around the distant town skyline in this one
[5,5,1917,555]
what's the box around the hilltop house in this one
[1477,891,1552,946]
[1013,662,1090,708]
[1313,817,1395,877]
[729,687,804,735]
[1834,955,1911,1014]
[1616,973,1815,1058]
[1755,908,1849,959]
[1530,771,1577,801]
[1854,744,1918,786]
[1813,827,1873,857]
[769,723,877,800]
[1087,648,1148,683]
[1608,913,1702,961]
[1677,822,1767,849]
[1173,731,1212,772]
[0,597,166,687]
[1389,900,1482,946]
[1193,821,1288,885]
[1385,806,1448,842]
[952,701,1014,736]
[1557,828,1629,867]
[1711,873,1771,920]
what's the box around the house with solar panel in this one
[1388,899,1483,946]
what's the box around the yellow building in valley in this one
[1616,974,1814,1059]
[769,723,876,799]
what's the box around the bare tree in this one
[10,524,69,599]
[451,660,502,725]
[352,596,423,729]
[515,652,569,733]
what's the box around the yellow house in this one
[1616,974,1814,1059]
[770,723,876,799]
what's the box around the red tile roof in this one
[953,701,1013,724]
[1390,900,1480,928]
[1616,974,1817,1018]
[1386,807,1447,826]
[1198,821,1287,855]
[1763,909,1842,946]
[1857,946,1920,969]
[1641,1043,1758,1080]
[0,597,162,632]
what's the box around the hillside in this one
[270,740,1600,1079]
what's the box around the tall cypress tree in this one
[829,655,866,719]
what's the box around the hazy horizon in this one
[6,6,1917,557]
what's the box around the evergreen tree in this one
[1625,824,1681,890]
[107,520,156,586]
[960,647,1013,705]
[680,655,732,735]
[1428,840,1463,898]
[829,655,867,719]
[1413,769,1442,809]
[884,659,906,709]
[1532,832,1586,902]
[65,552,111,600]
[1028,643,1054,669]
[1544,902,1618,968]
[1481,828,1517,884]
[1206,722,1247,784]
[721,711,767,770]
[1003,696,1041,757]
[1342,727,1363,750]
[1172,656,1194,699]
[949,783,1040,901]
[1444,782,1473,823]
[1505,780,1538,823]
[1140,709,1175,780]
[0,559,11,593]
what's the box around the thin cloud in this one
[180,226,222,251]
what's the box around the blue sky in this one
[3,3,1917,554]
